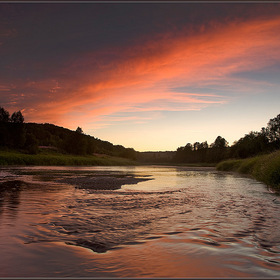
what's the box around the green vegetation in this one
[0,149,137,166]
[1,105,280,180]
[173,113,280,190]
[217,150,280,190]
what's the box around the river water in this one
[0,166,280,277]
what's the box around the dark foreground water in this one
[0,166,280,277]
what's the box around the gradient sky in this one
[1,2,280,151]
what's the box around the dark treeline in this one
[173,114,280,164]
[2,106,280,164]
[0,107,137,160]
[136,151,175,164]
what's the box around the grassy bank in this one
[216,150,280,190]
[0,149,137,166]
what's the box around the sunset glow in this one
[1,2,280,151]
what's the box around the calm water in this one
[0,166,280,277]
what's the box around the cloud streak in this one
[3,14,280,130]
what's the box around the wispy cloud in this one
[3,15,280,130]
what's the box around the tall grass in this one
[217,150,280,190]
[0,150,137,166]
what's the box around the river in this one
[0,166,280,277]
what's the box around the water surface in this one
[0,166,280,277]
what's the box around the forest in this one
[1,106,280,165]
[0,107,137,160]
[173,113,280,164]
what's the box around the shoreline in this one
[2,148,279,192]
[217,150,280,192]
[0,149,137,166]
[0,149,217,168]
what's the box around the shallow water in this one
[0,166,280,277]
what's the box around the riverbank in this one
[216,150,280,191]
[0,149,137,166]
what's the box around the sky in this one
[1,1,280,151]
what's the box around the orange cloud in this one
[19,15,280,130]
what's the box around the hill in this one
[0,107,137,160]
[25,122,137,160]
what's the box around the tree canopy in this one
[173,113,280,164]
[0,106,137,159]
[11,111,24,124]
[0,107,10,122]
[0,106,280,163]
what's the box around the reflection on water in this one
[0,166,280,277]
[0,188,21,219]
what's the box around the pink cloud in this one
[11,15,280,130]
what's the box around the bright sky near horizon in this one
[1,2,280,151]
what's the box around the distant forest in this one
[0,107,137,160]
[0,106,280,164]
[173,113,280,164]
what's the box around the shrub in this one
[217,151,280,190]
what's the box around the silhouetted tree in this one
[199,141,209,150]
[267,114,280,149]
[173,113,280,164]
[10,110,26,148]
[0,107,10,122]
[207,136,229,162]
[230,131,269,158]
[193,142,200,151]
[211,136,228,149]
[196,141,209,162]
[173,146,185,162]
[76,127,83,134]
[11,111,24,123]
[173,143,195,163]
